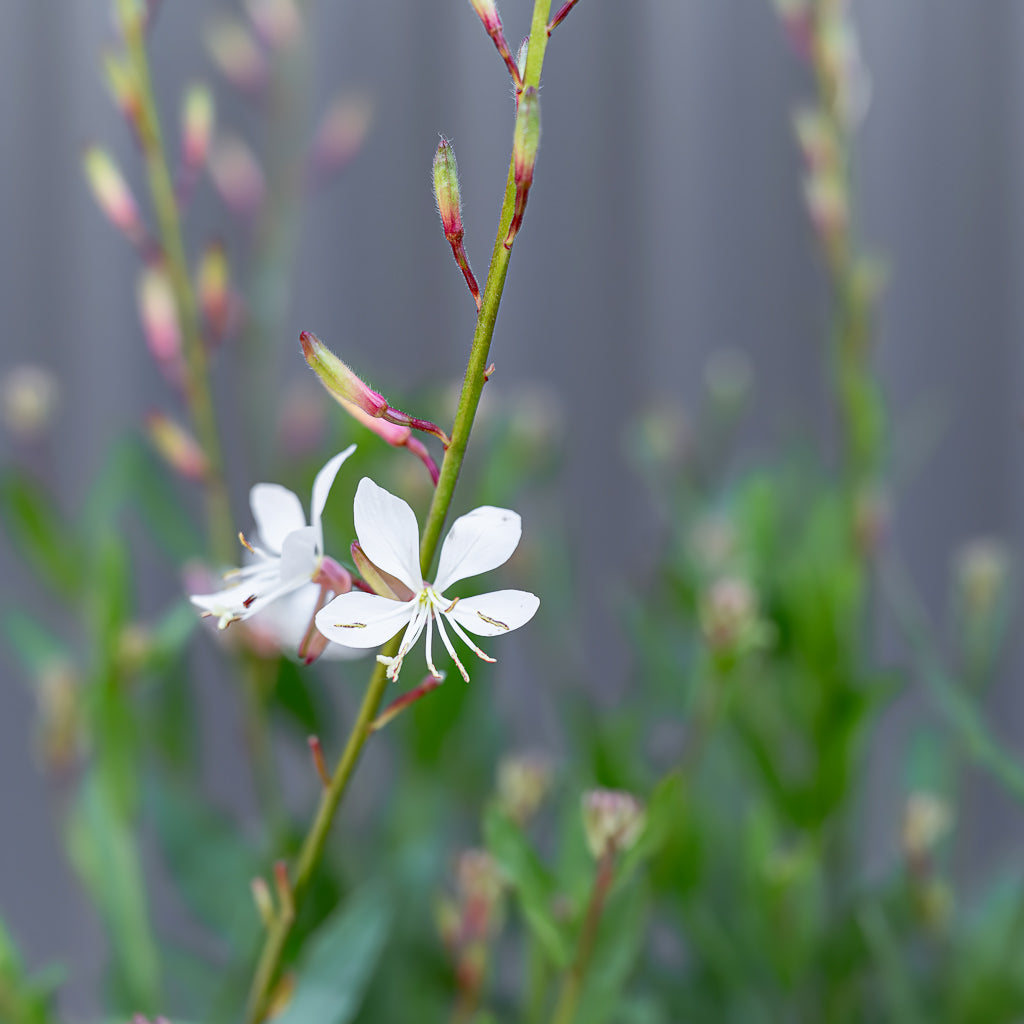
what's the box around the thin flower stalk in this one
[244,3,554,1018]
[115,0,234,563]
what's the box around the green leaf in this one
[272,658,335,743]
[274,881,393,1024]
[0,469,81,598]
[149,777,265,952]
[617,770,685,888]
[1,609,68,678]
[483,804,571,967]
[65,774,160,1014]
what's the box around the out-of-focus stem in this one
[244,4,554,1019]
[117,0,233,564]
[549,850,616,1024]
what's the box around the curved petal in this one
[251,483,306,554]
[279,526,319,583]
[316,590,415,648]
[310,444,357,551]
[434,506,522,591]
[252,583,367,661]
[353,477,422,592]
[446,589,539,637]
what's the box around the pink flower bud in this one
[468,0,502,36]
[146,412,208,482]
[581,789,645,860]
[83,146,145,245]
[505,87,540,245]
[433,137,464,241]
[308,94,372,183]
[137,265,181,368]
[203,16,268,93]
[209,135,266,218]
[300,331,389,418]
[101,51,141,127]
[196,241,232,337]
[244,0,302,49]
[181,83,215,170]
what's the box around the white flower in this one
[315,477,539,682]
[190,445,356,629]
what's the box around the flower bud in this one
[138,265,181,368]
[209,135,266,218]
[581,788,645,860]
[955,538,1009,619]
[793,106,839,174]
[102,51,141,127]
[433,137,464,241]
[203,16,268,93]
[300,331,389,418]
[506,87,541,246]
[309,94,372,182]
[181,83,215,170]
[243,0,301,50]
[196,241,232,338]
[468,0,502,37]
[1,364,58,438]
[699,575,771,657]
[456,849,505,940]
[146,412,208,482]
[497,753,552,825]
[802,170,847,246]
[901,792,952,863]
[83,146,145,245]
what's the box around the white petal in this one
[251,483,306,554]
[279,526,319,582]
[353,477,422,592]
[316,590,416,648]
[434,506,522,591]
[251,583,367,661]
[310,445,357,551]
[446,589,539,637]
[190,581,254,626]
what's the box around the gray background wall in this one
[1,0,1022,1015]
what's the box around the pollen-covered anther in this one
[477,612,508,631]
[238,530,256,553]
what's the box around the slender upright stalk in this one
[244,4,553,1019]
[549,851,616,1024]
[117,0,234,563]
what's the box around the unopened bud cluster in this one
[698,576,772,658]
[497,753,552,825]
[901,792,952,865]
[955,538,1009,620]
[581,788,645,860]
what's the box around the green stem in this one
[549,851,615,1024]
[244,4,554,1019]
[117,0,234,564]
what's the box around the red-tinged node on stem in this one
[300,331,389,417]
[308,94,372,184]
[146,412,208,482]
[83,146,145,245]
[368,674,444,733]
[181,83,215,170]
[203,16,268,93]
[506,87,541,246]
[243,0,302,49]
[137,265,182,368]
[433,137,464,240]
[209,135,266,218]
[581,788,645,860]
[273,861,294,918]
